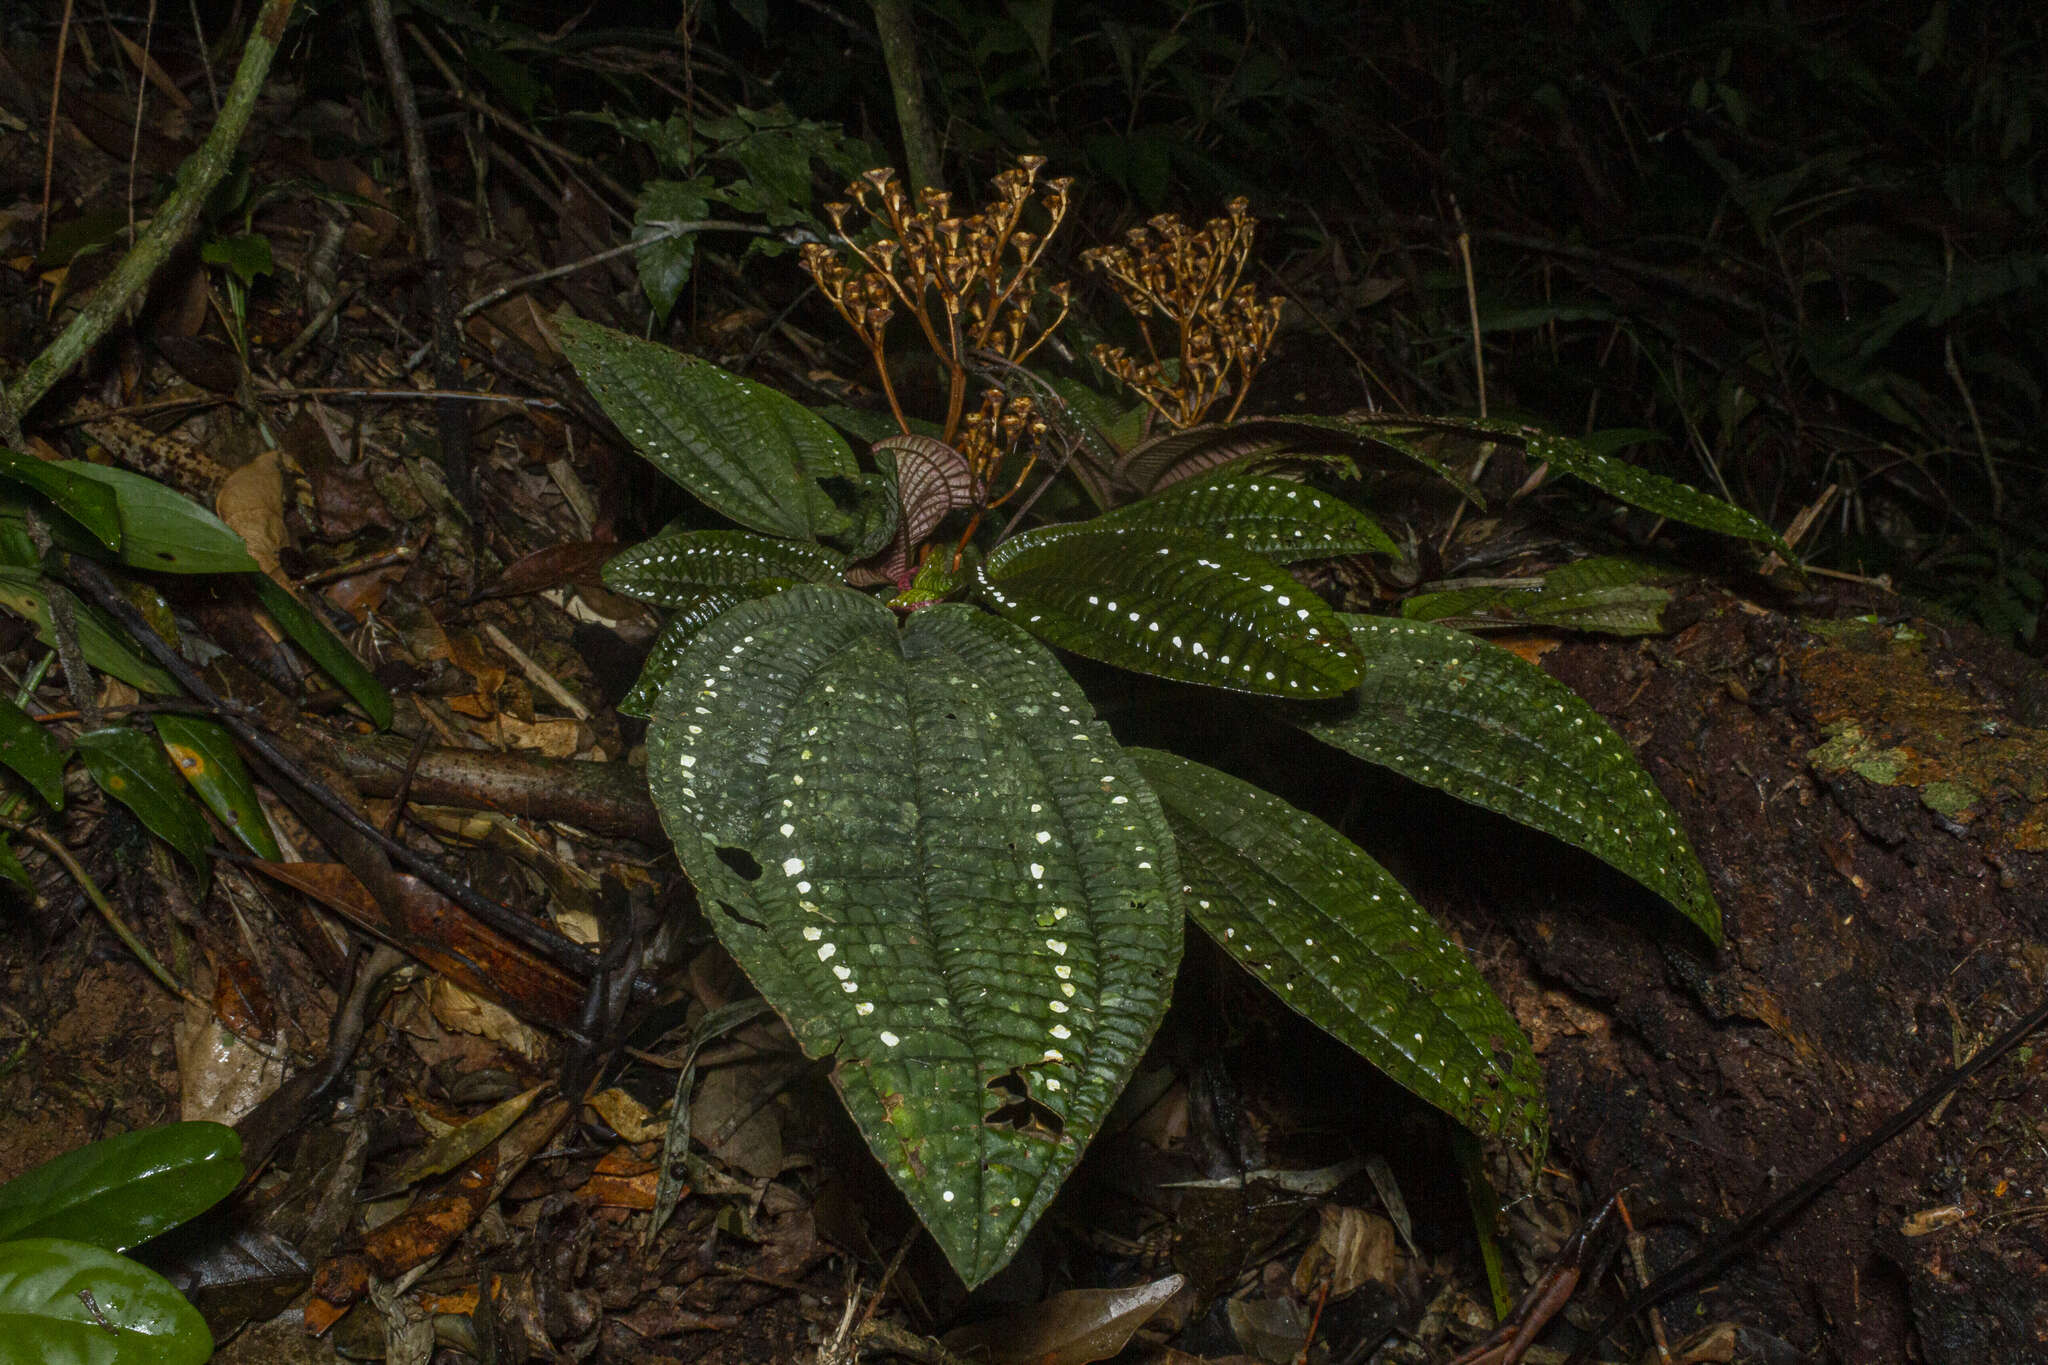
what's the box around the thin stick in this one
[39,0,76,251]
[1,816,206,1009]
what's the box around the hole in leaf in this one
[715,845,763,881]
[982,1068,1066,1141]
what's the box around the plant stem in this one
[867,0,946,198]
[4,0,297,422]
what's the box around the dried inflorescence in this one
[802,157,1075,444]
[1081,198,1285,428]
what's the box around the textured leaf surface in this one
[251,575,392,729]
[979,524,1361,698]
[1130,750,1545,1151]
[0,1123,241,1250]
[76,727,211,876]
[0,1239,211,1365]
[152,716,279,860]
[1351,414,1786,552]
[1117,416,1480,502]
[558,317,853,538]
[1103,472,1397,560]
[1402,558,1678,637]
[1292,616,1720,940]
[602,531,844,607]
[646,586,1181,1286]
[0,696,67,807]
[873,436,978,548]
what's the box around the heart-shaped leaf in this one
[1130,749,1545,1151]
[645,585,1181,1287]
[557,318,854,539]
[1291,616,1720,940]
[978,523,1361,698]
[0,1123,241,1250]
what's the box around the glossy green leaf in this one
[75,728,212,877]
[251,575,392,729]
[557,317,854,539]
[978,524,1361,698]
[1129,749,1545,1151]
[0,1123,241,1250]
[0,569,176,695]
[54,463,258,574]
[0,448,122,551]
[645,586,1181,1287]
[0,696,68,807]
[1290,616,1720,940]
[1103,471,1398,560]
[602,530,844,608]
[151,716,278,860]
[0,1239,212,1365]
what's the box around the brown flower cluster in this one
[1081,198,1285,428]
[801,157,1075,443]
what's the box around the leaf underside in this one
[978,523,1362,698]
[1292,616,1721,941]
[645,586,1181,1286]
[1130,749,1545,1153]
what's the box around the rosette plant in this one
[562,159,1781,1287]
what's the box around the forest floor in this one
[3,29,2048,1365]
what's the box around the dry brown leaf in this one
[215,449,289,582]
[941,1273,1187,1365]
[587,1086,666,1143]
[1292,1205,1399,1298]
[429,979,551,1061]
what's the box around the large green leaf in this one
[978,523,1362,698]
[1291,616,1720,940]
[0,696,68,807]
[75,727,212,877]
[646,586,1181,1287]
[1129,750,1544,1152]
[1102,470,1398,560]
[557,317,854,539]
[55,463,259,574]
[0,1239,211,1365]
[0,1123,242,1251]
[602,530,844,607]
